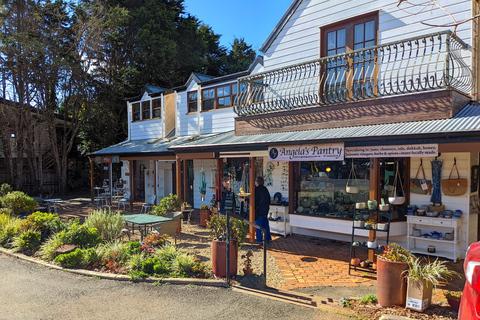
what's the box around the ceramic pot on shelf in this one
[367,200,377,210]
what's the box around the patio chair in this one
[156,212,182,241]
[140,194,156,214]
[118,190,131,211]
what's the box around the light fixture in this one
[326,167,332,172]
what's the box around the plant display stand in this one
[406,216,461,262]
[268,205,291,237]
[348,207,391,275]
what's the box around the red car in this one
[459,241,480,319]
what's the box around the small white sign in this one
[345,144,438,158]
[406,297,422,310]
[268,143,344,162]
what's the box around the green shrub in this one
[155,243,178,262]
[83,247,102,267]
[127,270,149,281]
[174,252,197,274]
[25,211,62,231]
[54,248,85,268]
[0,183,13,198]
[127,252,149,271]
[360,294,378,304]
[84,209,125,241]
[153,260,170,276]
[141,257,158,274]
[0,191,38,215]
[38,233,65,261]
[0,213,13,229]
[60,222,101,248]
[0,218,23,246]
[11,230,41,254]
[125,241,142,256]
[151,193,180,216]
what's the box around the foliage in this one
[155,243,178,262]
[174,252,199,275]
[200,205,210,210]
[206,214,247,247]
[360,294,378,304]
[127,270,149,281]
[151,193,180,216]
[83,247,102,268]
[0,217,23,246]
[0,192,38,215]
[84,209,125,241]
[55,248,85,269]
[445,291,462,299]
[0,183,13,198]
[96,240,128,261]
[11,230,41,254]
[143,234,168,247]
[377,243,411,262]
[0,213,13,229]
[39,233,66,261]
[58,223,101,248]
[125,241,142,256]
[241,250,253,270]
[127,252,149,271]
[25,212,62,231]
[405,256,459,289]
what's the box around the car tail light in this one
[465,260,480,316]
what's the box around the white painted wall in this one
[262,0,473,71]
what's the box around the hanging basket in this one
[346,160,359,194]
[388,161,406,205]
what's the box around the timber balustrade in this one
[233,31,472,116]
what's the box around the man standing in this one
[255,176,272,243]
[218,177,235,216]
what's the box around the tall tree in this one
[223,37,256,75]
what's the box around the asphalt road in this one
[0,254,352,320]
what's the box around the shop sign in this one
[102,156,112,163]
[112,156,119,163]
[345,144,438,158]
[268,143,344,161]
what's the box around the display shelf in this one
[407,216,461,262]
[349,207,391,275]
[268,205,291,237]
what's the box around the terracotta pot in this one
[200,209,211,227]
[243,268,253,276]
[211,240,237,277]
[371,263,377,270]
[446,297,461,311]
[351,258,360,266]
[377,258,409,307]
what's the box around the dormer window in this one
[152,99,161,118]
[132,102,140,121]
[201,83,237,112]
[142,101,150,120]
[188,91,198,113]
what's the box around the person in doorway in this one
[218,177,235,216]
[255,176,272,243]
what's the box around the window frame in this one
[142,101,151,120]
[132,102,141,122]
[152,99,162,119]
[200,83,237,112]
[187,91,198,113]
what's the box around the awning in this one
[169,103,480,151]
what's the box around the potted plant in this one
[376,243,412,307]
[199,205,211,227]
[241,250,254,275]
[445,291,462,311]
[206,214,247,277]
[151,193,180,216]
[404,256,459,312]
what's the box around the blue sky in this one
[182,0,293,53]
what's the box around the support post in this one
[129,160,134,209]
[369,158,380,261]
[176,159,182,200]
[90,158,94,202]
[249,157,256,243]
[183,160,188,203]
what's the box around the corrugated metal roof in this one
[170,103,480,150]
[89,136,196,156]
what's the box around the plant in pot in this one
[241,250,254,275]
[404,256,459,312]
[376,243,412,307]
[206,214,247,277]
[151,193,180,216]
[199,205,211,227]
[444,291,462,312]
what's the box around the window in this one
[322,13,378,100]
[142,101,150,120]
[200,83,237,111]
[152,99,161,118]
[132,102,140,121]
[202,88,215,111]
[188,91,197,113]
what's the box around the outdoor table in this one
[43,198,62,213]
[124,214,173,241]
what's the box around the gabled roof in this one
[259,0,302,54]
[184,73,217,89]
[169,103,480,151]
[126,85,167,102]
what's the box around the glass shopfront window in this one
[295,159,371,220]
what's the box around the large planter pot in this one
[446,297,461,311]
[200,209,211,227]
[377,258,409,307]
[211,240,237,277]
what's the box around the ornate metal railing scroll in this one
[233,31,472,116]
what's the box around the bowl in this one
[378,204,389,211]
[355,202,366,209]
[367,241,377,249]
[426,211,438,217]
[377,223,388,230]
[353,220,364,228]
[443,210,454,218]
[388,196,406,205]
[346,186,359,194]
[417,210,425,216]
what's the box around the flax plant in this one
[404,256,459,289]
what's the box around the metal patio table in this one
[124,214,172,241]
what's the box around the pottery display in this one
[355,202,366,209]
[388,196,406,205]
[379,204,389,211]
[367,200,377,210]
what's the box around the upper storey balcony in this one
[233,31,473,135]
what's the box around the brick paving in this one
[268,234,376,290]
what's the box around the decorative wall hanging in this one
[430,159,443,202]
[346,160,359,193]
[388,160,406,205]
[199,163,207,201]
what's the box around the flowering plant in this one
[377,243,411,262]
[241,250,253,270]
[143,233,168,247]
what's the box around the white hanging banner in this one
[345,144,438,158]
[268,143,344,161]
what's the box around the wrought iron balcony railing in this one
[233,31,472,116]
